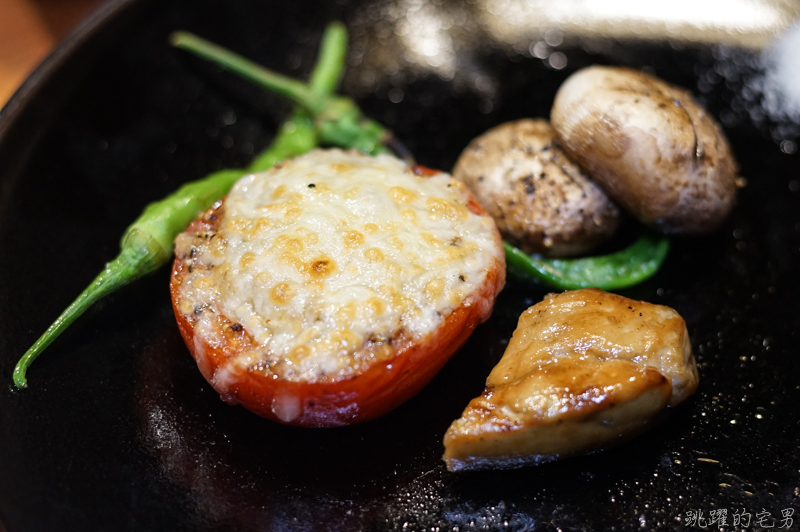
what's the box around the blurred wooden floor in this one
[0,0,104,108]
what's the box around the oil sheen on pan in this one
[0,0,799,530]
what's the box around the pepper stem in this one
[307,22,347,96]
[170,29,403,160]
[170,31,327,115]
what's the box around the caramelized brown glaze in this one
[443,288,698,471]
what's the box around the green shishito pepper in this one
[504,232,670,291]
[13,23,349,388]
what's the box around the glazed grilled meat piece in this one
[443,288,698,471]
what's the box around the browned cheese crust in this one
[443,288,698,471]
[551,66,740,234]
[453,119,620,257]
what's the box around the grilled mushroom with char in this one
[453,119,620,257]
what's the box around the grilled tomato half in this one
[171,149,505,427]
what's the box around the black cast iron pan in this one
[1,0,798,530]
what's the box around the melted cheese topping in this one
[176,149,500,382]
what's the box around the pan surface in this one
[0,0,798,530]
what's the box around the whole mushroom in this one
[453,119,620,257]
[551,66,740,234]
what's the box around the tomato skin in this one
[411,164,440,177]
[169,166,505,427]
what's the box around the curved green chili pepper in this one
[170,30,397,160]
[504,232,670,291]
[13,23,349,389]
